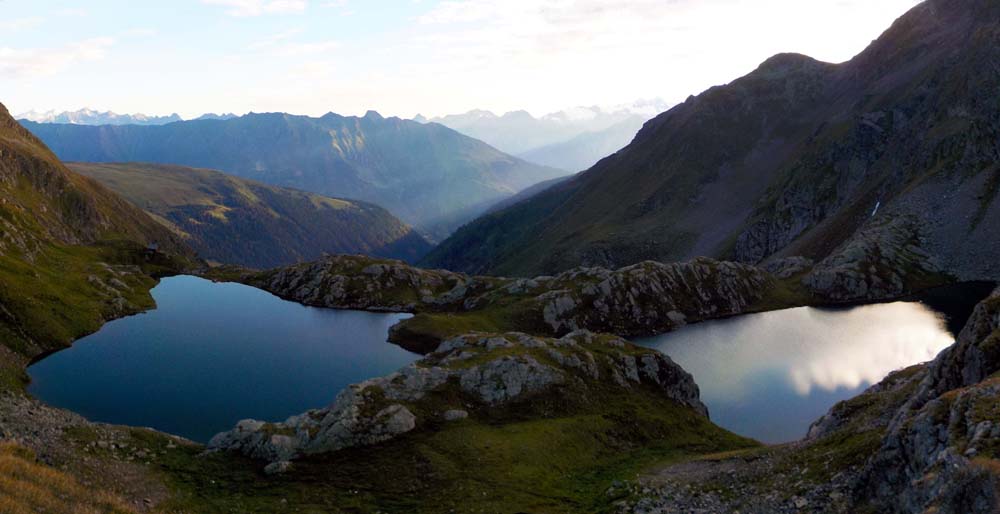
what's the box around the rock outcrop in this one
[519,258,772,337]
[247,254,500,312]
[627,288,1000,514]
[855,287,1000,512]
[208,331,707,465]
[802,216,945,302]
[237,254,773,352]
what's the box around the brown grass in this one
[0,442,134,514]
[972,457,1000,476]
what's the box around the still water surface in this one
[638,302,954,443]
[28,275,417,442]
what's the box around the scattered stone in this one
[264,461,294,475]
[443,410,468,421]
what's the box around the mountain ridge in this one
[422,99,670,160]
[424,0,1000,283]
[22,112,563,239]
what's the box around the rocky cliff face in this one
[208,331,707,469]
[853,288,1000,512]
[801,215,947,302]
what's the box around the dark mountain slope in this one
[425,54,837,275]
[70,163,432,268]
[425,0,1000,280]
[23,112,562,239]
[0,102,192,388]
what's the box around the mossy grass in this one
[0,239,191,394]
[149,382,756,513]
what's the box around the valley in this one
[69,163,431,268]
[22,112,564,240]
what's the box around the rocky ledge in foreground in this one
[626,287,1000,514]
[208,330,708,470]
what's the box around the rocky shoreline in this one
[207,330,708,469]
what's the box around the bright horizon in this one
[2,0,922,120]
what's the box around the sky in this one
[0,0,923,119]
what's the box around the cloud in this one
[648,302,953,401]
[322,0,354,16]
[249,28,304,49]
[202,0,308,17]
[412,0,696,71]
[0,38,115,79]
[0,17,44,31]
[273,40,340,56]
[249,30,338,56]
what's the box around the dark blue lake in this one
[637,302,954,444]
[27,275,417,443]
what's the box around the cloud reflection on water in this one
[640,302,954,401]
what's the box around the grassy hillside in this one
[0,102,193,391]
[0,442,134,514]
[70,162,432,268]
[425,0,1000,281]
[23,112,563,239]
[156,376,754,513]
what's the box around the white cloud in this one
[249,28,304,49]
[203,0,308,17]
[0,38,115,79]
[404,0,922,116]
[0,17,44,31]
[649,302,953,401]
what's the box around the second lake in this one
[638,302,955,443]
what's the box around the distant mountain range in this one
[22,111,563,240]
[15,108,237,126]
[70,162,432,268]
[517,116,650,172]
[424,0,1000,283]
[419,99,670,172]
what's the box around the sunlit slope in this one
[71,162,432,268]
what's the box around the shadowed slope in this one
[426,0,1000,281]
